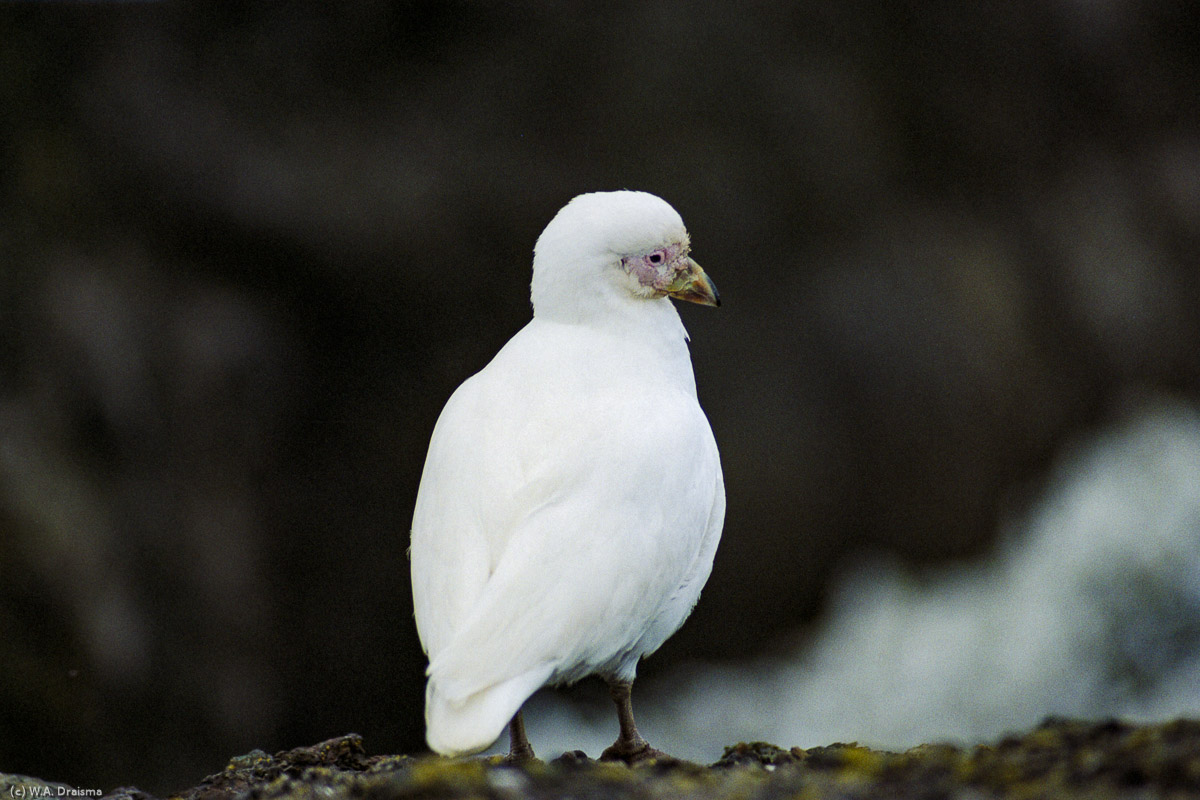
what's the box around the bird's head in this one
[531,191,719,322]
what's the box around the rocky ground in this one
[5,718,1200,800]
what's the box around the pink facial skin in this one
[621,242,691,293]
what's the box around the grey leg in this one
[506,708,536,762]
[599,680,672,763]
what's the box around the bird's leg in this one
[599,680,672,763]
[505,709,536,762]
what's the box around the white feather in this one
[410,191,725,756]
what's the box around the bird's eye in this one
[648,252,664,264]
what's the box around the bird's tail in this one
[424,666,554,756]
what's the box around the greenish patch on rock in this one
[5,718,1200,799]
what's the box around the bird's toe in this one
[599,739,677,765]
[503,744,537,764]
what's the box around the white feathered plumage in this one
[410,190,724,761]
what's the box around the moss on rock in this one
[5,718,1200,800]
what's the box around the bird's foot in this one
[599,736,676,765]
[503,742,537,764]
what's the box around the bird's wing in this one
[410,323,580,660]
[423,387,720,700]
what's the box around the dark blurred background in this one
[1,0,1198,792]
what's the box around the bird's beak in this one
[665,258,721,307]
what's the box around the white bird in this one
[410,190,725,762]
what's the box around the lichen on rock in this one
[5,718,1200,800]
